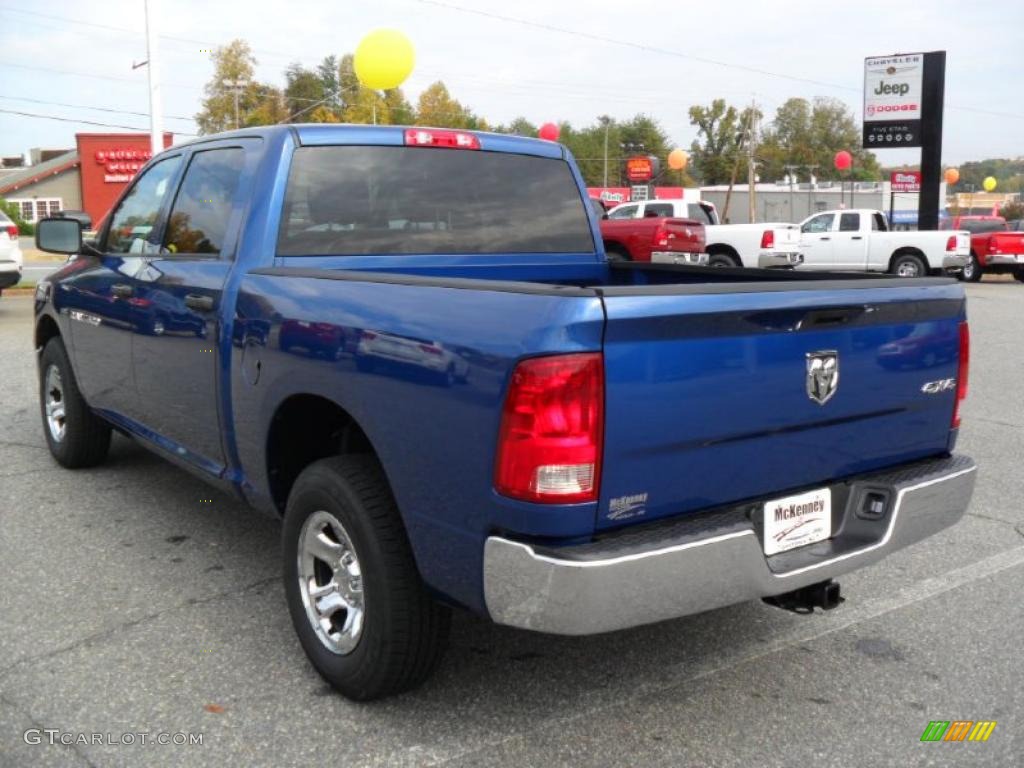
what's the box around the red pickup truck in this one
[944,216,1024,282]
[590,199,707,265]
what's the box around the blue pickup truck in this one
[33,125,977,700]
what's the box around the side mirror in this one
[36,217,83,255]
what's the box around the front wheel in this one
[282,456,451,700]
[890,253,927,278]
[1014,270,1024,283]
[959,254,982,282]
[39,337,111,468]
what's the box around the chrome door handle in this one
[111,283,133,298]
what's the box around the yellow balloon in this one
[354,29,415,90]
[983,176,997,192]
[667,148,689,171]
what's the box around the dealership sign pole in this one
[863,51,945,230]
[143,0,165,157]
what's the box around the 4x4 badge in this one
[806,351,839,405]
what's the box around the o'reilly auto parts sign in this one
[863,53,923,148]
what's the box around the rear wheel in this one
[708,252,740,268]
[39,337,111,468]
[959,254,982,282]
[604,245,630,262]
[1013,270,1024,283]
[282,455,451,700]
[890,253,927,278]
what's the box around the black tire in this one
[282,456,451,700]
[604,245,630,262]
[39,337,111,468]
[960,254,982,283]
[708,252,740,268]
[1014,270,1024,283]
[890,253,927,278]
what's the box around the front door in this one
[129,144,251,476]
[59,155,183,415]
[798,212,836,269]
[831,212,868,269]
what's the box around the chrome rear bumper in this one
[484,455,976,635]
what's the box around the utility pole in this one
[804,164,818,219]
[142,0,163,155]
[222,79,246,129]
[784,164,799,222]
[747,100,759,223]
[599,116,611,187]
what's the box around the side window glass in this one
[839,213,859,232]
[164,148,246,256]
[802,213,835,234]
[608,205,638,220]
[105,156,182,254]
[645,204,673,218]
[873,213,888,231]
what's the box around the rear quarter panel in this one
[230,273,605,612]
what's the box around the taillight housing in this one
[760,230,775,249]
[4,225,17,238]
[652,222,672,247]
[945,235,958,252]
[952,321,969,429]
[404,128,480,149]
[495,353,603,503]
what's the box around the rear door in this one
[831,212,869,269]
[798,213,836,268]
[128,142,255,476]
[596,281,964,529]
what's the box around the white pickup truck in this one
[0,210,24,296]
[796,209,970,277]
[605,199,803,268]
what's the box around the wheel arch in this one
[888,246,927,273]
[265,392,379,515]
[35,313,61,351]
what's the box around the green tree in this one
[415,82,473,127]
[284,63,327,121]
[195,40,271,134]
[758,97,880,182]
[687,100,754,185]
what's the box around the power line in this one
[0,107,197,135]
[0,94,195,122]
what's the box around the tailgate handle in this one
[798,306,867,329]
[185,293,215,312]
[851,236,863,240]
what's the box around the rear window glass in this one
[277,146,594,256]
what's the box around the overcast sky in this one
[1,0,1021,168]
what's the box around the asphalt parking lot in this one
[1,284,1021,768]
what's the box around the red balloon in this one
[538,122,560,141]
[834,150,852,171]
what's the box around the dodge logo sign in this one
[806,351,839,405]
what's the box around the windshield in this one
[277,146,595,256]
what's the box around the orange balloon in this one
[944,168,960,185]
[667,148,688,171]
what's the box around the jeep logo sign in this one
[863,53,925,149]
[873,81,910,96]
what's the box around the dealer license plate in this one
[762,488,832,556]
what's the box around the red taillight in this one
[651,222,671,247]
[760,230,774,249]
[495,353,603,504]
[952,322,969,429]
[946,235,958,252]
[4,225,16,238]
[418,343,443,355]
[404,128,480,149]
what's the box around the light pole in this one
[222,79,247,129]
[142,0,163,155]
[784,164,799,222]
[598,115,611,187]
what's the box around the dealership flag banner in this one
[863,54,924,148]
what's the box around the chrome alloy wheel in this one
[896,261,921,277]
[44,364,67,443]
[297,510,365,655]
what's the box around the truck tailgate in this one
[773,225,801,251]
[597,280,964,529]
